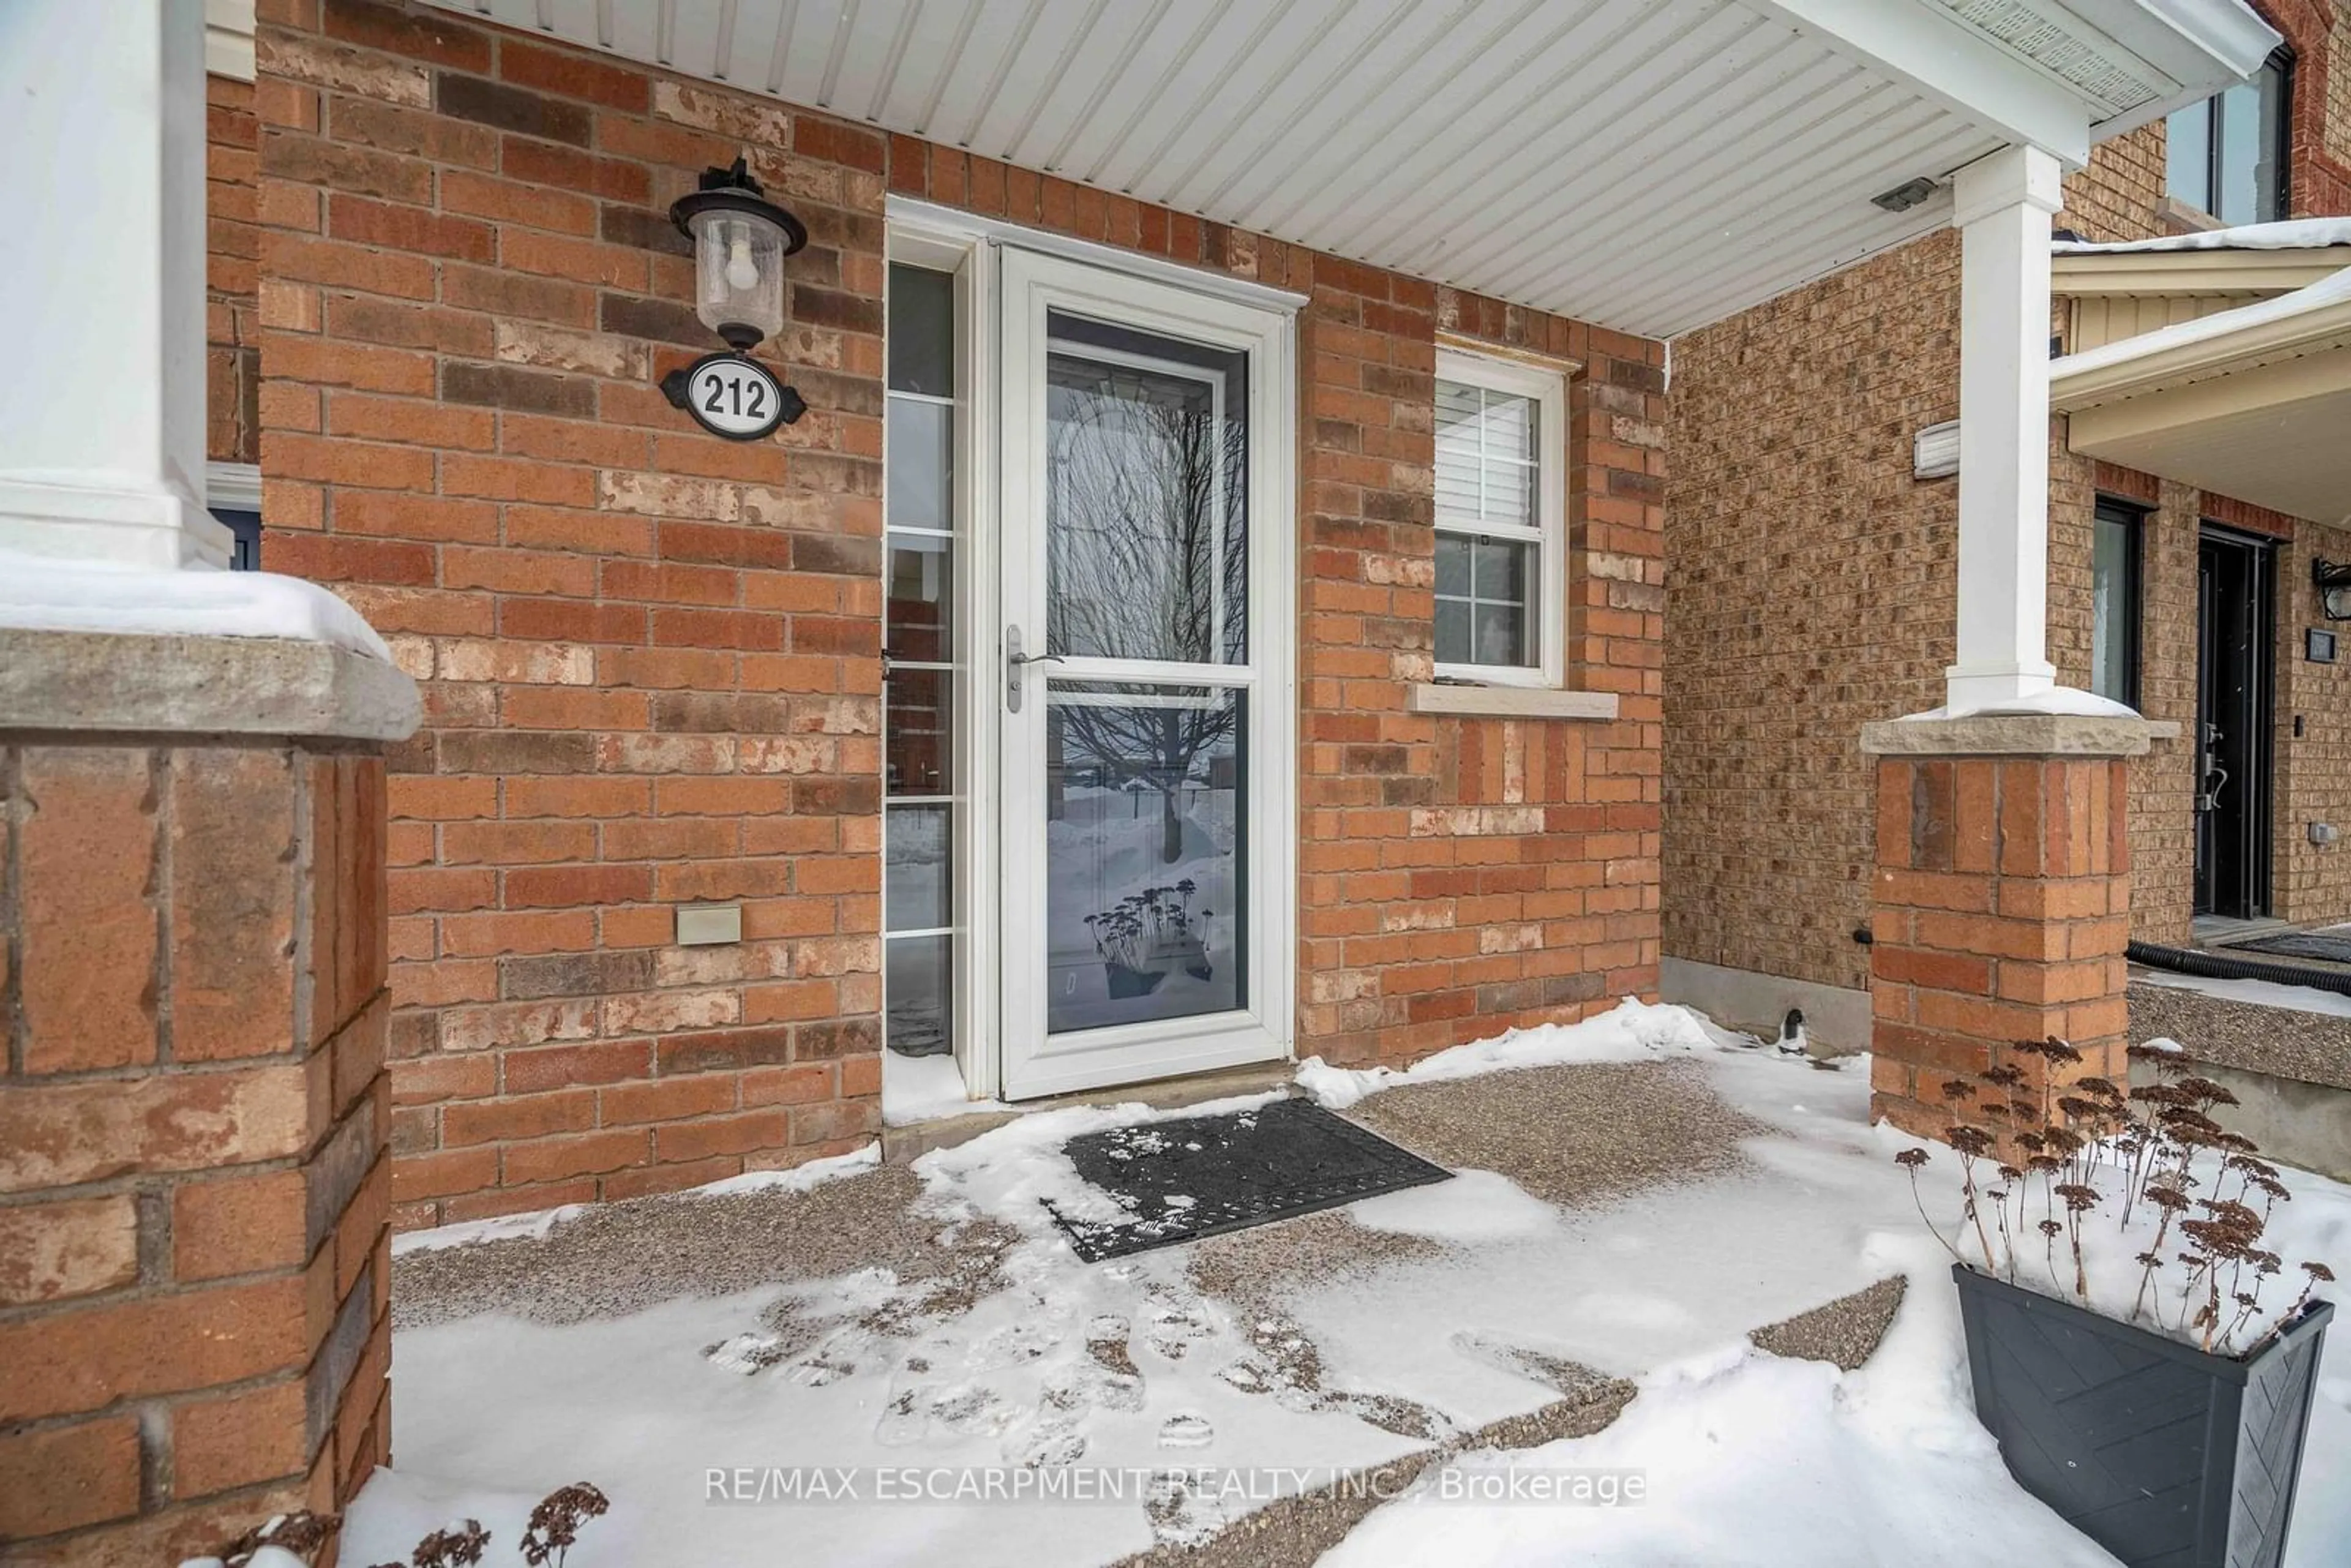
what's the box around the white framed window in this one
[1433,346,1565,688]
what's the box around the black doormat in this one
[1044,1097,1452,1262]
[2233,931,2351,966]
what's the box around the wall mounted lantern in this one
[659,157,809,441]
[2315,558,2351,621]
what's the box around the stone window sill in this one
[1406,683,1619,721]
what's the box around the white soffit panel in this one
[410,0,2246,338]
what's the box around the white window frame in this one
[1432,345,1566,691]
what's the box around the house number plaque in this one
[660,351,806,441]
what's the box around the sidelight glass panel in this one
[885,804,951,932]
[886,935,951,1057]
[883,261,962,1062]
[1043,312,1248,665]
[2091,503,2140,707]
[888,264,955,397]
[887,399,953,531]
[884,666,951,798]
[887,534,952,664]
[1043,683,1244,1035]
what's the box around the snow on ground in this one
[344,1003,2351,1567]
[2135,964,2351,1018]
[882,1046,1008,1126]
[1297,998,1711,1109]
[1325,1062,2351,1568]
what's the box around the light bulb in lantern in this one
[670,157,807,350]
[725,234,759,291]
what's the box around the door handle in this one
[2199,764,2229,815]
[1005,625,1061,713]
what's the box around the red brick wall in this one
[0,738,391,1565]
[1281,277,1663,1065]
[209,75,264,466]
[252,0,1662,1224]
[2265,0,2351,218]
[255,0,889,1230]
[1869,752,2134,1135]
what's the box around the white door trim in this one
[887,197,1310,313]
[994,245,1297,1102]
[886,219,1001,1108]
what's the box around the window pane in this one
[886,398,952,531]
[1474,538,1527,604]
[1437,534,1535,669]
[209,507,261,572]
[1472,603,1528,666]
[2166,102,2211,211]
[885,666,951,797]
[886,804,951,932]
[1480,391,1534,462]
[1436,599,1471,665]
[2216,81,2260,225]
[885,934,951,1057]
[1044,317,1248,664]
[886,535,952,664]
[887,263,954,397]
[1436,534,1470,598]
[2253,61,2287,222]
[1045,683,1243,1034]
[1434,378,1540,533]
[2091,509,2136,705]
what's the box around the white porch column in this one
[0,0,230,569]
[1946,144,2064,714]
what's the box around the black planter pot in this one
[1953,1263,2334,1568]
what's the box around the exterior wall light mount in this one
[670,156,807,349]
[659,157,811,441]
[1871,176,1941,214]
[2315,558,2351,621]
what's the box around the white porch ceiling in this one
[420,0,2270,339]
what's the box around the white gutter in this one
[2072,0,2286,88]
[2051,265,2351,406]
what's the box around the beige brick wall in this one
[1665,229,1961,994]
[2273,519,2351,921]
[1667,64,2351,992]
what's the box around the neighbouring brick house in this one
[1,1,2294,1557]
[1665,0,2351,1082]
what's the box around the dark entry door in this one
[2195,528,2274,919]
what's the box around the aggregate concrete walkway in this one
[390,1055,1906,1563]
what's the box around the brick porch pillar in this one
[0,629,418,1565]
[1859,715,2170,1138]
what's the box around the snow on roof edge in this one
[2054,218,2351,255]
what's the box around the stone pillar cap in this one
[0,628,420,743]
[1860,712,2180,758]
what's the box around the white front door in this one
[995,249,1293,1101]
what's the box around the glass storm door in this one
[997,250,1291,1100]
